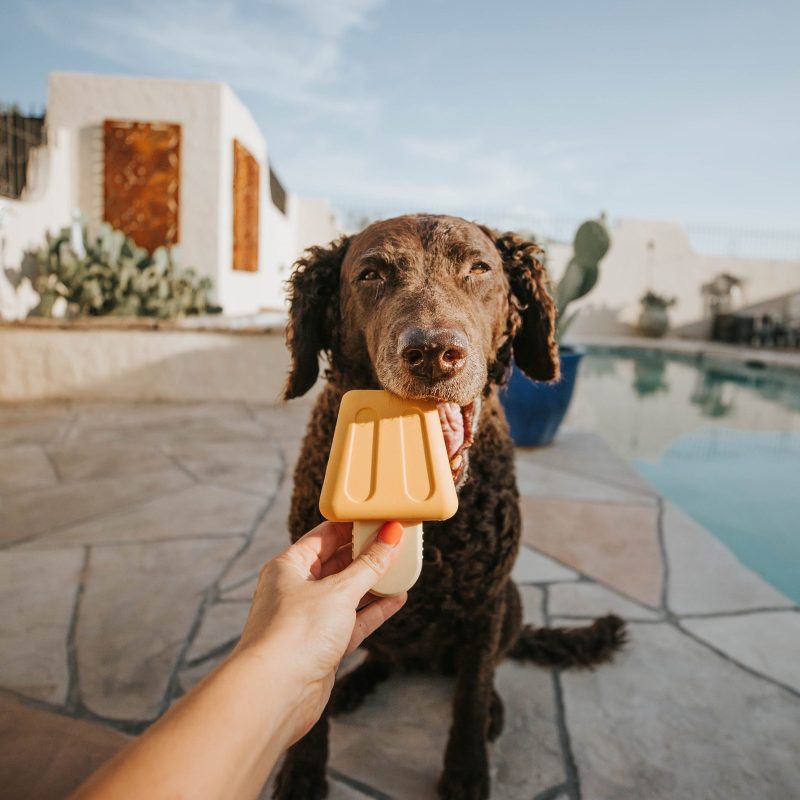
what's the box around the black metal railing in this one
[340,207,800,262]
[0,105,46,199]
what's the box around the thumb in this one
[336,521,404,600]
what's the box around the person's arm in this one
[72,520,405,800]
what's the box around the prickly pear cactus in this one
[28,222,220,319]
[555,219,610,337]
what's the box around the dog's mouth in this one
[437,399,479,486]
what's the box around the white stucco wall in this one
[46,72,224,292]
[215,85,324,312]
[1,72,339,317]
[0,128,75,272]
[263,196,298,309]
[251,193,340,311]
[217,84,269,314]
[548,218,800,337]
[293,195,339,256]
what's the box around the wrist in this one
[227,635,315,745]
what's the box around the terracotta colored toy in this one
[319,390,459,596]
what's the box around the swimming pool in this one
[565,346,800,604]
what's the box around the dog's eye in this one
[469,262,491,276]
[358,268,382,282]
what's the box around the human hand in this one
[233,520,406,741]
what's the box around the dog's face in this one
[340,216,507,407]
[284,214,559,485]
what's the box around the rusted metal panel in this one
[103,120,180,253]
[232,139,260,272]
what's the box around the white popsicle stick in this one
[352,520,423,597]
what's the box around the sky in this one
[2,0,799,232]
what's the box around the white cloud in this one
[26,0,605,225]
[271,0,383,37]
[314,133,599,222]
[281,136,552,221]
[27,0,383,115]
[400,135,481,163]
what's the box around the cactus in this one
[554,219,611,338]
[27,222,220,319]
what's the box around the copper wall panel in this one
[103,120,180,253]
[232,139,260,272]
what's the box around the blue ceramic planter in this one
[501,347,584,447]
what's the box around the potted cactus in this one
[501,219,610,446]
[638,291,676,338]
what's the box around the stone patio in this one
[1,401,798,799]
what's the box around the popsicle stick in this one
[352,520,423,597]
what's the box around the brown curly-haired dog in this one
[274,215,625,800]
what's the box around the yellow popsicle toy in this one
[319,390,459,596]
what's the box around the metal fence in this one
[682,223,800,262]
[339,206,800,262]
[529,215,800,261]
[0,105,46,199]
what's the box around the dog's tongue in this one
[437,402,465,460]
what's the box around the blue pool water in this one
[567,348,800,603]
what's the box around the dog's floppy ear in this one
[483,227,559,383]
[284,235,351,399]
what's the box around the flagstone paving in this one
[662,503,794,615]
[511,545,579,585]
[547,581,662,622]
[0,549,85,703]
[77,537,244,720]
[520,496,663,606]
[0,402,797,799]
[561,624,800,800]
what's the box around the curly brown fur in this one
[273,714,329,800]
[509,614,628,668]
[482,227,560,385]
[284,235,352,400]
[275,214,626,800]
[487,689,504,741]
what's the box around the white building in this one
[0,72,338,317]
[546,218,800,338]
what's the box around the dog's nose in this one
[399,327,468,380]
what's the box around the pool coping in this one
[568,334,800,373]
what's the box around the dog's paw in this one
[329,658,391,716]
[329,675,367,715]
[487,690,504,742]
[437,767,490,800]
[272,764,328,800]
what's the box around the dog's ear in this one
[284,235,351,400]
[483,227,559,383]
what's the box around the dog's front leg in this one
[272,710,329,800]
[437,608,503,800]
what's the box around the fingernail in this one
[377,521,403,546]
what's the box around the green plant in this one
[554,219,611,338]
[28,223,221,319]
[640,290,676,309]
[701,272,742,317]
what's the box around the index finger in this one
[289,520,353,573]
